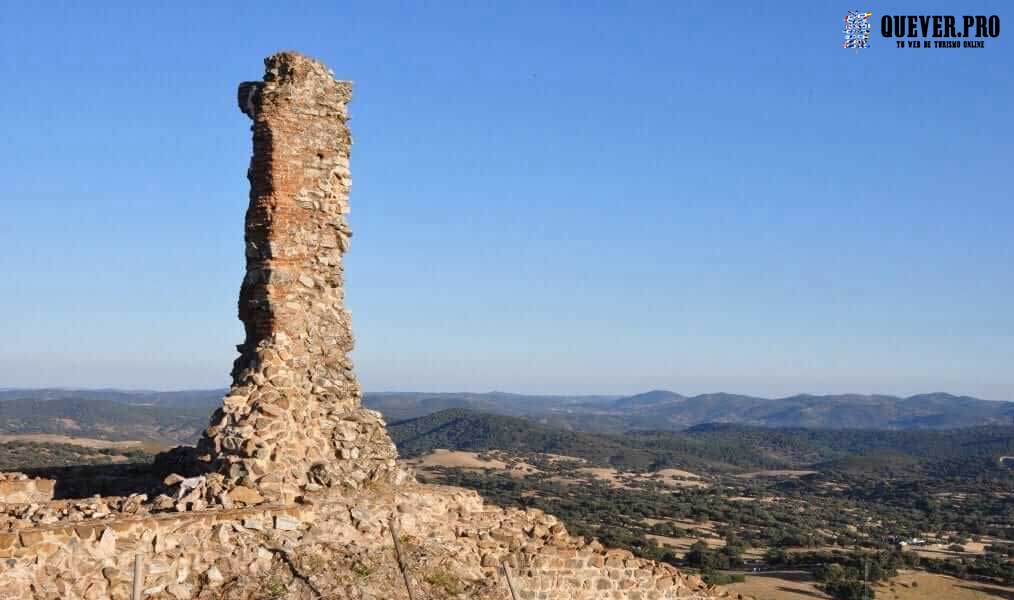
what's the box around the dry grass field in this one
[654,467,703,480]
[541,453,587,464]
[646,533,725,557]
[875,570,1014,600]
[913,541,988,560]
[724,570,831,600]
[573,466,710,489]
[724,569,1014,600]
[735,470,818,479]
[0,434,142,448]
[403,449,539,478]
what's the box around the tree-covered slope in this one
[390,409,1014,477]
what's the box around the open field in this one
[724,569,1014,600]
[576,467,627,486]
[0,434,142,448]
[735,470,818,479]
[574,466,710,489]
[724,570,830,600]
[642,517,718,535]
[646,533,725,557]
[655,467,703,479]
[403,449,539,478]
[541,453,587,464]
[405,449,506,469]
[912,541,988,560]
[875,570,1014,600]
[650,468,709,488]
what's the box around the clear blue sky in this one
[1,2,1011,398]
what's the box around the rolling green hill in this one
[0,397,209,444]
[390,409,1014,477]
[390,408,796,472]
[0,441,154,471]
[389,408,666,468]
[390,409,820,472]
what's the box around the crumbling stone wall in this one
[0,475,54,504]
[0,484,723,600]
[195,52,404,503]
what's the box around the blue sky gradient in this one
[1,2,1011,398]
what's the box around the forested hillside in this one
[390,409,1014,476]
[0,397,209,444]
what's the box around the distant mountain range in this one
[576,390,1014,431]
[0,388,227,411]
[0,388,1010,443]
[363,389,1013,431]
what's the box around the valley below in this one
[399,439,1014,599]
[1,389,1013,599]
[385,407,1014,599]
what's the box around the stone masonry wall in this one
[0,475,54,505]
[0,483,724,600]
[194,52,404,503]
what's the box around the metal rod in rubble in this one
[389,518,417,600]
[131,553,144,600]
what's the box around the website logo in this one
[881,14,1001,49]
[843,10,873,50]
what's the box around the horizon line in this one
[1,386,1009,403]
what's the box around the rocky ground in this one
[0,479,726,600]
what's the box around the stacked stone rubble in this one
[0,474,54,504]
[0,483,726,600]
[194,52,404,502]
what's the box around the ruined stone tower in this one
[196,52,404,502]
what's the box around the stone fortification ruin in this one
[0,52,726,600]
[193,52,404,504]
